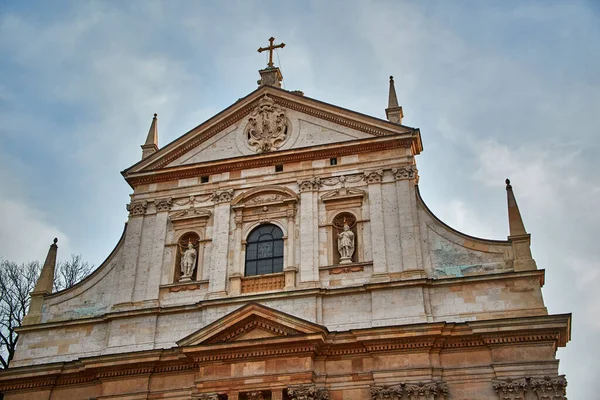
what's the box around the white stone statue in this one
[180,241,197,281]
[337,223,355,264]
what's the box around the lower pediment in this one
[176,302,328,347]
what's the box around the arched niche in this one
[174,232,200,282]
[332,212,359,265]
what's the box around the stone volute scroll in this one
[245,95,289,153]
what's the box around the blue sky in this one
[0,0,598,396]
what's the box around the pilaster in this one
[115,201,147,305]
[393,166,425,279]
[364,170,388,278]
[144,197,171,300]
[298,178,321,283]
[208,189,234,296]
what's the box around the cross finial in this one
[258,37,285,68]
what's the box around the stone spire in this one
[141,113,159,160]
[505,179,536,271]
[257,37,285,88]
[506,179,527,237]
[22,238,58,325]
[385,76,404,124]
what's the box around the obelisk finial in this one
[141,113,159,160]
[385,75,404,124]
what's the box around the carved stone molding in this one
[298,177,322,192]
[169,207,212,223]
[287,384,329,400]
[154,197,173,212]
[193,394,219,400]
[371,382,448,400]
[405,382,448,400]
[245,95,289,153]
[212,189,235,204]
[364,170,383,184]
[391,165,417,181]
[174,194,213,207]
[245,391,266,400]
[126,200,147,216]
[329,265,364,274]
[492,376,566,400]
[371,385,402,400]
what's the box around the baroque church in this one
[0,39,570,400]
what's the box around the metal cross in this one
[257,37,285,68]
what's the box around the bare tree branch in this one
[0,255,92,370]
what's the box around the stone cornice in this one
[123,135,414,188]
[16,270,549,334]
[0,314,570,392]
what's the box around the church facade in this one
[0,43,570,400]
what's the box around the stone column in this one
[144,197,171,300]
[115,200,147,306]
[298,178,321,283]
[393,166,425,278]
[364,170,388,278]
[208,189,234,296]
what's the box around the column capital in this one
[298,177,322,192]
[363,169,383,184]
[391,165,417,181]
[212,188,234,204]
[154,197,173,212]
[126,200,148,216]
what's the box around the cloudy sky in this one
[1,0,598,396]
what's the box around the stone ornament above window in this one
[245,95,289,153]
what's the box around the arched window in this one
[245,224,284,276]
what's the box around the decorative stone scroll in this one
[126,200,147,216]
[363,170,383,184]
[391,165,417,181]
[371,382,448,400]
[245,95,289,153]
[493,376,567,400]
[154,197,173,212]
[212,189,235,204]
[298,177,322,192]
[287,385,329,400]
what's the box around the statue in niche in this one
[337,219,355,264]
[179,240,197,282]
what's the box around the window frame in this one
[244,224,285,277]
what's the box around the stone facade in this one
[0,67,570,399]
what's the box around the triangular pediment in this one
[176,302,328,347]
[123,85,418,180]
